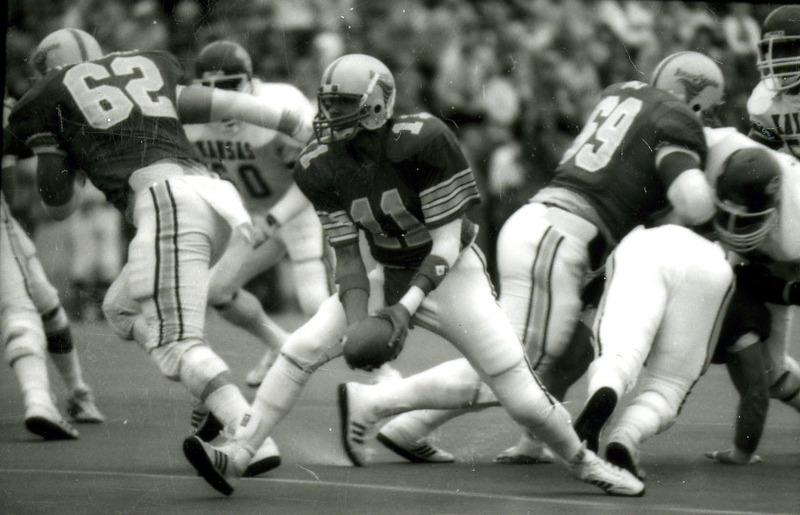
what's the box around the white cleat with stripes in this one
[337,382,380,466]
[567,443,645,497]
[183,436,248,496]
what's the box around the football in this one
[342,316,396,370]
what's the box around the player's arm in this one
[706,339,768,465]
[657,145,716,225]
[175,85,313,145]
[34,152,84,220]
[334,240,370,326]
[253,183,313,246]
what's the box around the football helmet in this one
[313,54,396,143]
[30,28,103,78]
[757,5,800,92]
[195,41,253,92]
[650,51,725,122]
[713,147,781,253]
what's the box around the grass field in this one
[1,312,798,514]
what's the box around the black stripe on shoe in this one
[182,436,234,496]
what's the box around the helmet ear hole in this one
[374,105,382,114]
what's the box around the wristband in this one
[336,272,370,300]
[409,254,450,295]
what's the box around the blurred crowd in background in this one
[5,0,778,317]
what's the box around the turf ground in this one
[1,312,798,514]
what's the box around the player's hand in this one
[704,448,762,465]
[372,304,411,356]
[253,213,280,248]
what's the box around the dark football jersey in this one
[6,50,201,212]
[549,81,707,241]
[295,113,480,268]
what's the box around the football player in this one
[183,41,329,387]
[3,95,105,437]
[747,5,800,158]
[350,50,727,466]
[701,128,800,466]
[182,53,645,498]
[4,29,309,471]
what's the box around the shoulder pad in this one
[386,113,451,162]
[747,81,778,118]
[297,139,329,171]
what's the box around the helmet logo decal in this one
[675,67,720,104]
[375,73,394,106]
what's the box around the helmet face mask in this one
[650,51,725,122]
[313,54,396,144]
[757,36,800,92]
[713,200,778,253]
[194,41,253,93]
[756,6,800,92]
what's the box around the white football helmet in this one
[651,51,725,122]
[713,147,781,253]
[31,28,103,78]
[756,5,800,92]
[313,54,396,143]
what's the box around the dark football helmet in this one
[713,147,782,253]
[313,54,396,143]
[195,40,253,91]
[757,5,800,92]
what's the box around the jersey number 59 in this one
[559,96,643,172]
[63,55,178,129]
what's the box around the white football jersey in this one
[183,79,316,215]
[747,79,800,159]
[705,127,800,264]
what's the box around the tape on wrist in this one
[409,254,450,295]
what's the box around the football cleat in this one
[183,436,248,496]
[337,382,380,466]
[242,437,282,477]
[25,403,79,440]
[606,433,647,480]
[67,388,106,423]
[376,429,454,464]
[567,443,645,497]
[494,432,554,464]
[574,387,618,453]
[245,347,280,388]
[190,399,224,442]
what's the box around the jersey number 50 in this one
[63,56,178,129]
[559,96,643,172]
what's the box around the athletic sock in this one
[49,348,88,394]
[13,355,53,408]
[203,383,250,431]
[244,354,312,448]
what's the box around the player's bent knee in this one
[102,299,137,341]
[177,344,231,399]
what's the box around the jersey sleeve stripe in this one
[654,145,700,169]
[423,186,480,225]
[319,210,358,246]
[26,132,64,155]
[423,178,479,212]
[420,168,473,198]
